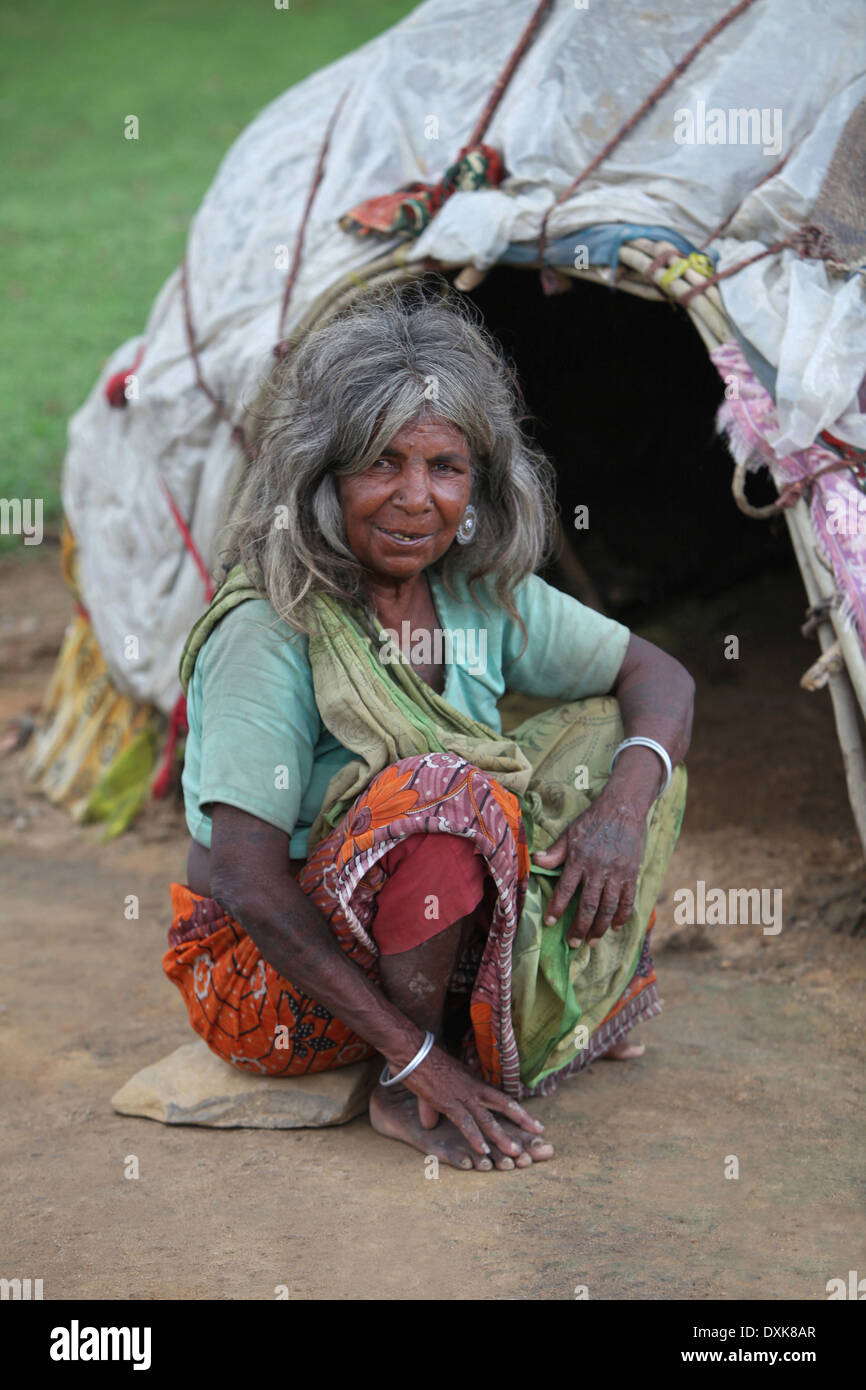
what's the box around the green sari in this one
[181,567,686,1092]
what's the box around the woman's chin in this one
[365,544,445,579]
[367,560,431,585]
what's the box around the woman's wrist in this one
[603,744,665,814]
[380,1030,436,1085]
[376,1015,432,1072]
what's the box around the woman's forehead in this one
[382,417,469,455]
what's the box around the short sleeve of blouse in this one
[193,600,320,838]
[501,574,631,700]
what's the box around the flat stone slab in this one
[111,1039,378,1129]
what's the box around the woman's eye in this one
[367,457,463,474]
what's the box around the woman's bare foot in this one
[484,1117,555,1170]
[369,1083,553,1172]
[602,1033,646,1060]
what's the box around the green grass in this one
[0,0,415,548]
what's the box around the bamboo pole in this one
[559,265,666,301]
[630,237,726,313]
[786,502,866,717]
[785,501,866,857]
[683,306,719,355]
[617,245,729,345]
[800,639,843,690]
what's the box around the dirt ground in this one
[1,548,864,1301]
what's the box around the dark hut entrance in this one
[465,267,791,623]
[451,267,863,900]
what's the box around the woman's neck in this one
[366,570,431,630]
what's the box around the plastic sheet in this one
[62,0,866,711]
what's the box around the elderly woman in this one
[164,287,693,1173]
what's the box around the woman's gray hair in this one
[223,280,557,632]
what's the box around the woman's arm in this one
[602,632,694,808]
[532,633,695,942]
[209,802,544,1154]
[210,804,428,1068]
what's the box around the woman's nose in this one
[394,462,433,508]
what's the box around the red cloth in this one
[371,833,487,955]
[338,145,504,238]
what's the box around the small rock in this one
[658,926,717,953]
[111,1039,379,1129]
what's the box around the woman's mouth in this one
[376,527,433,548]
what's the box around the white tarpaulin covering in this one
[62,0,866,713]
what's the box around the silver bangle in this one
[609,736,673,799]
[379,1030,436,1087]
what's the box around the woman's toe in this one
[604,1040,645,1060]
[495,1118,554,1164]
[526,1136,555,1160]
[424,1128,474,1170]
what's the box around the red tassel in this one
[152,694,188,799]
[105,370,133,408]
[104,341,146,408]
[820,430,866,469]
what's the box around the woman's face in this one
[337,417,473,584]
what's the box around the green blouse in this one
[182,570,630,858]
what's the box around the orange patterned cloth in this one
[163,751,530,1080]
[163,876,379,1077]
[163,752,661,1091]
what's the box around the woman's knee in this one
[372,833,487,955]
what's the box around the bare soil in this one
[1,549,864,1301]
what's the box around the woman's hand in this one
[401,1045,545,1158]
[531,793,645,945]
[529,631,695,947]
